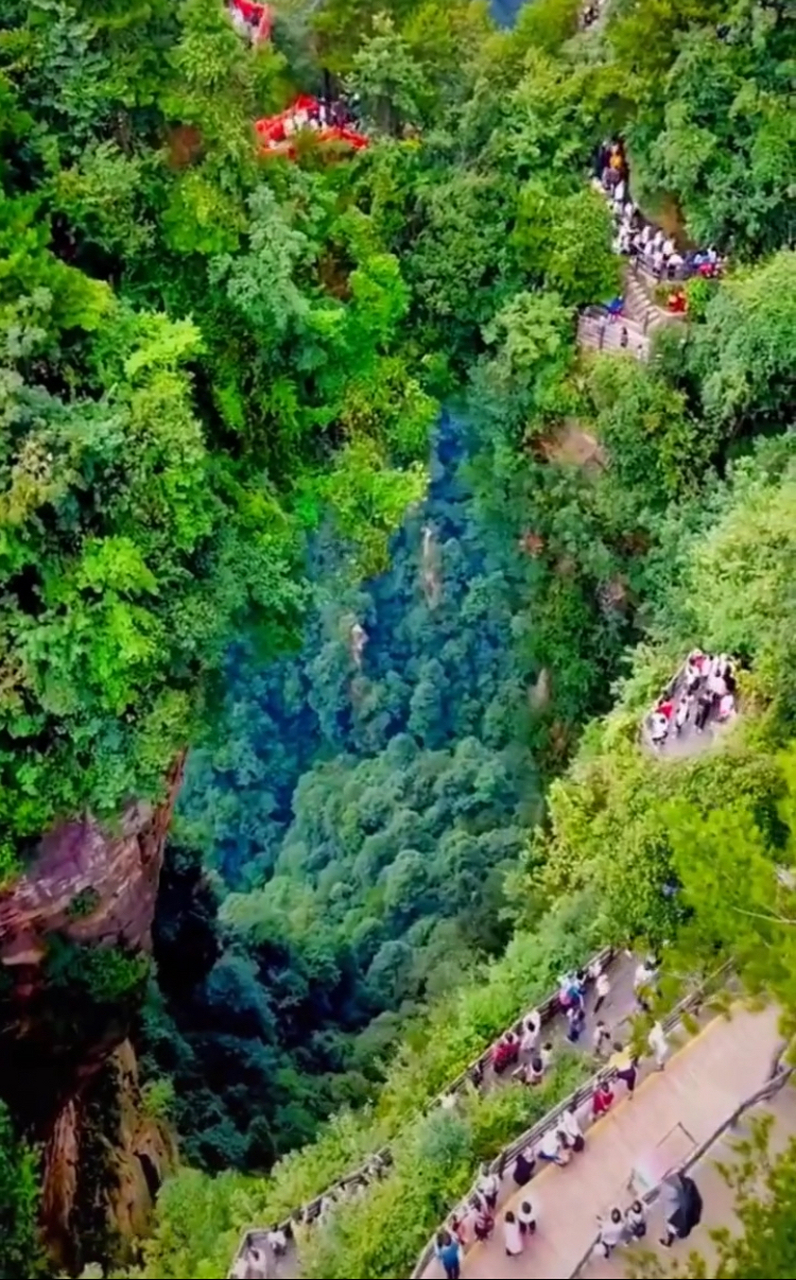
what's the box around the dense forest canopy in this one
[0,0,795,1275]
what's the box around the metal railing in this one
[409,963,731,1278]
[568,1057,793,1276]
[228,946,615,1277]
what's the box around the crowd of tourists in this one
[594,140,724,282]
[648,650,738,751]
[432,954,676,1277]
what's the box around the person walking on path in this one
[593,1019,611,1056]
[593,968,611,1014]
[517,1200,537,1237]
[625,1200,647,1239]
[503,1210,524,1256]
[435,1230,462,1280]
[609,1042,638,1096]
[648,1020,669,1069]
[477,1164,499,1211]
[596,1208,626,1259]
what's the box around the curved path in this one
[239,955,640,1279]
[578,1077,796,1278]
[422,1002,782,1280]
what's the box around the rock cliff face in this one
[0,753,185,1262]
[42,1040,176,1273]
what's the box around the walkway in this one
[422,1003,783,1280]
[234,955,641,1279]
[579,1068,796,1278]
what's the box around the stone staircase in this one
[577,312,650,360]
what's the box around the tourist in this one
[596,1208,626,1258]
[477,1163,500,1210]
[593,968,611,1013]
[472,1197,494,1242]
[267,1225,287,1256]
[540,1042,554,1070]
[625,1200,647,1239]
[504,1209,523,1256]
[674,694,693,734]
[449,1208,468,1246]
[610,1041,638,1096]
[435,1229,462,1280]
[566,1002,585,1043]
[493,1031,520,1074]
[512,1146,536,1187]
[592,1078,614,1118]
[538,1128,570,1167]
[694,691,713,733]
[650,709,669,747]
[648,1020,669,1069]
[524,1053,545,1086]
[660,1171,703,1247]
[561,1104,585,1153]
[620,325,629,349]
[634,957,656,1007]
[521,1009,541,1054]
[517,1199,537,1236]
[593,1019,611,1056]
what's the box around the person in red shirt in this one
[592,1080,615,1118]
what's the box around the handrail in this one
[409,962,731,1278]
[568,1059,793,1277]
[227,945,614,1277]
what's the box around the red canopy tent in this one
[231,0,273,42]
[255,95,369,160]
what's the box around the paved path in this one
[578,1069,796,1277]
[245,956,641,1279]
[422,1003,782,1280]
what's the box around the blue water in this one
[491,0,527,24]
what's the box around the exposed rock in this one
[529,667,551,711]
[0,754,184,1264]
[42,1039,176,1274]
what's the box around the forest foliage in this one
[1,0,795,1275]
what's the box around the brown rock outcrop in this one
[0,754,185,1263]
[42,1039,176,1273]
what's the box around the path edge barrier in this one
[409,961,732,1279]
[227,945,615,1277]
[568,1056,794,1277]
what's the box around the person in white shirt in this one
[648,1020,668,1069]
[503,1210,523,1256]
[593,1019,610,1055]
[538,1128,570,1166]
[539,1042,553,1070]
[561,1105,584,1151]
[597,1208,626,1257]
[517,1199,536,1236]
[650,710,668,746]
[593,968,611,1013]
[625,1200,647,1239]
[521,1010,541,1054]
[267,1226,287,1256]
[477,1164,499,1209]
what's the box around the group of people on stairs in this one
[594,139,724,283]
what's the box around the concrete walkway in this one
[579,1069,796,1278]
[252,956,641,1279]
[422,1003,782,1280]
